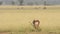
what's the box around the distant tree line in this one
[0,1,3,5]
[0,0,24,5]
[0,0,57,6]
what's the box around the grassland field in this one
[0,6,60,34]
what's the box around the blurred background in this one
[0,0,60,6]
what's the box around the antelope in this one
[33,20,40,29]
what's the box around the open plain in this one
[0,6,60,34]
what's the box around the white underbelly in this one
[35,22,38,25]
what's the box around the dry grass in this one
[0,6,60,34]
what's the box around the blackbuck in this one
[33,20,40,29]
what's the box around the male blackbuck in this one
[33,20,40,29]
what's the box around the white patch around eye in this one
[35,22,38,25]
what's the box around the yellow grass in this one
[0,6,60,33]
